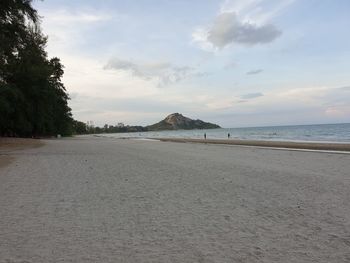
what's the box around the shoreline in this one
[157,137,350,152]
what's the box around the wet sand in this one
[0,136,349,262]
[158,138,350,152]
[0,138,44,168]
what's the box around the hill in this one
[147,113,220,131]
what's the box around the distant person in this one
[204,133,206,140]
[228,133,230,139]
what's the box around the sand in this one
[0,138,44,168]
[0,136,349,262]
[158,138,350,152]
[0,137,44,151]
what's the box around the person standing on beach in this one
[228,133,230,139]
[204,133,206,139]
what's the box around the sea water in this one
[101,123,350,143]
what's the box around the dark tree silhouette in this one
[0,0,73,137]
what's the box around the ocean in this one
[101,123,350,143]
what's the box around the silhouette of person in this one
[204,133,206,139]
[228,133,230,139]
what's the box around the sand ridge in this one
[158,137,350,151]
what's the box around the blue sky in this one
[34,0,350,127]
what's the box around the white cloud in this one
[207,12,281,48]
[54,54,161,106]
[42,9,112,24]
[220,0,295,24]
[220,0,264,14]
[187,86,350,119]
[35,1,349,127]
[192,0,295,51]
[68,77,350,126]
[325,106,350,118]
[104,58,201,87]
[192,28,215,52]
[193,12,281,50]
[39,8,116,56]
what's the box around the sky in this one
[34,0,350,127]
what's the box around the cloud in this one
[220,0,296,24]
[199,85,350,127]
[192,28,215,52]
[68,84,350,127]
[339,86,350,91]
[39,8,117,56]
[68,92,208,126]
[59,54,161,100]
[203,92,264,109]
[192,0,292,51]
[224,61,237,70]
[207,12,281,48]
[240,92,264,99]
[104,58,200,87]
[197,85,350,114]
[43,9,112,24]
[246,69,263,75]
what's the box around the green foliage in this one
[146,121,173,131]
[72,120,88,134]
[0,0,73,137]
[72,122,147,135]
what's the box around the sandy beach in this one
[158,138,350,152]
[1,136,350,262]
[0,138,44,168]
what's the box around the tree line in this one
[1,0,73,137]
[72,120,147,135]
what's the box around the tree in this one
[72,120,87,134]
[1,0,37,136]
[0,0,73,137]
